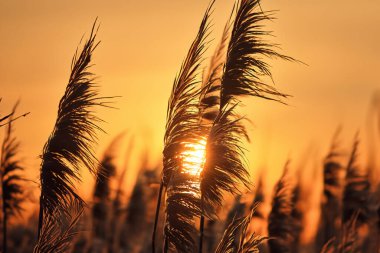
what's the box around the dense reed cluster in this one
[1,0,380,253]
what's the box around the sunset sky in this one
[1,0,379,202]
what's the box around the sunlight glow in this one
[181,138,207,177]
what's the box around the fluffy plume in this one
[161,2,213,252]
[109,135,134,252]
[33,201,84,253]
[215,207,266,253]
[1,102,26,253]
[123,176,146,251]
[320,214,358,253]
[1,103,25,216]
[201,0,295,249]
[164,174,202,252]
[290,182,302,250]
[38,20,108,236]
[121,155,157,253]
[162,3,211,188]
[219,0,293,109]
[318,130,344,248]
[268,162,296,253]
[342,135,371,224]
[201,105,249,219]
[199,22,230,122]
[92,134,122,244]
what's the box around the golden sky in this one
[1,0,380,201]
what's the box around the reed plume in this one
[268,161,296,253]
[201,105,249,219]
[109,135,134,252]
[201,0,294,218]
[318,130,344,249]
[219,195,247,252]
[91,134,123,246]
[198,10,231,253]
[215,207,266,253]
[121,155,151,252]
[320,213,358,253]
[37,20,107,238]
[154,2,212,252]
[290,177,304,252]
[123,177,146,251]
[0,102,25,253]
[199,102,251,253]
[200,0,295,250]
[126,168,147,230]
[342,135,371,225]
[199,21,230,123]
[219,0,292,109]
[33,201,84,253]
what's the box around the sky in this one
[1,0,380,204]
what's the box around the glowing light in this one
[181,138,207,176]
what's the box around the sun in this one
[181,138,207,176]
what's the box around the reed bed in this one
[1,0,380,253]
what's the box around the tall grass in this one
[0,102,25,253]
[36,20,112,251]
[157,2,212,252]
[318,129,344,249]
[268,161,296,253]
[4,1,380,253]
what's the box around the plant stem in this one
[37,195,43,240]
[164,238,168,253]
[199,215,205,253]
[152,181,164,253]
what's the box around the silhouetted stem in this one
[164,238,168,253]
[199,215,205,253]
[152,181,164,253]
[37,195,43,240]
[0,112,30,127]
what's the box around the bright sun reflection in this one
[181,138,207,176]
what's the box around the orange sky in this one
[1,0,380,203]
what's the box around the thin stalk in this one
[152,181,164,253]
[199,215,205,253]
[37,196,43,240]
[164,237,168,253]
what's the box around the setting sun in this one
[181,138,207,176]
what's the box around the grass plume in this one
[0,102,26,253]
[219,0,293,109]
[342,135,371,225]
[268,161,296,253]
[158,2,213,252]
[215,206,266,253]
[37,20,108,238]
[33,201,84,253]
